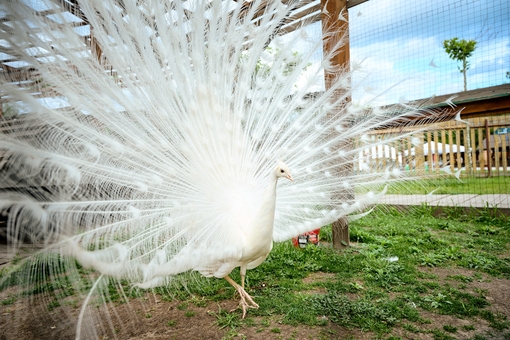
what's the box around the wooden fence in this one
[357,116,510,178]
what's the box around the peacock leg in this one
[240,266,246,289]
[224,275,259,318]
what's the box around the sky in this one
[287,0,509,106]
[346,0,510,105]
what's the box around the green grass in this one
[2,204,509,338]
[148,204,510,337]
[383,176,510,195]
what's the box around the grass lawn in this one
[1,204,510,339]
[377,175,510,195]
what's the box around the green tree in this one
[443,38,477,91]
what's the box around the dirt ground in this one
[1,267,509,340]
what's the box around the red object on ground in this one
[292,229,320,248]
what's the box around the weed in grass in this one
[408,246,423,255]
[189,295,208,307]
[402,323,421,333]
[319,225,332,242]
[457,283,467,290]
[209,307,241,330]
[1,295,16,305]
[463,324,475,331]
[177,302,188,310]
[443,205,468,221]
[441,246,464,260]
[184,310,195,317]
[260,318,270,327]
[242,317,256,327]
[348,282,364,291]
[312,293,418,334]
[410,203,436,218]
[421,292,452,309]
[477,226,499,236]
[474,204,509,226]
[480,310,510,331]
[167,320,177,327]
[422,281,440,290]
[362,259,415,290]
[350,227,377,243]
[419,253,446,267]
[145,313,152,318]
[459,251,503,274]
[47,299,60,311]
[471,335,488,340]
[270,327,281,333]
[443,325,457,333]
[447,275,473,283]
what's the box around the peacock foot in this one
[230,286,259,318]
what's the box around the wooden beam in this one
[322,0,350,88]
[280,0,368,30]
[347,0,370,9]
[456,95,510,119]
[321,0,351,250]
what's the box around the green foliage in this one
[443,37,477,91]
[443,38,477,68]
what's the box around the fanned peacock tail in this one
[0,0,448,337]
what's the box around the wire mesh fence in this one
[348,0,509,104]
[346,0,510,211]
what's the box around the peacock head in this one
[275,162,293,182]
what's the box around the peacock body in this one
[0,0,445,336]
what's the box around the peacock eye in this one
[280,169,284,173]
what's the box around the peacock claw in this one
[230,287,259,318]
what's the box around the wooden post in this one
[502,134,508,176]
[456,130,462,172]
[426,132,431,172]
[485,119,491,178]
[321,0,351,249]
[433,131,439,172]
[441,130,448,171]
[448,130,454,173]
[478,126,485,174]
[470,126,476,176]
[90,30,102,63]
[465,122,473,176]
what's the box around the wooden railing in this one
[357,116,510,178]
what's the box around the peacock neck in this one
[260,173,279,225]
[265,173,279,203]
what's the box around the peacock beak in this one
[287,174,293,182]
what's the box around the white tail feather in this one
[0,0,448,336]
